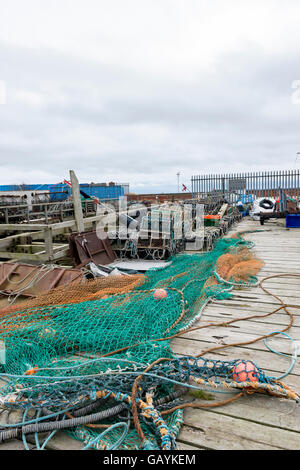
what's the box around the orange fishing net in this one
[0,274,145,317]
[216,246,264,283]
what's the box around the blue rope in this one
[263,331,298,380]
[0,404,80,428]
[82,421,129,450]
[21,408,31,450]
[33,410,65,451]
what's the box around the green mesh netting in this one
[0,237,246,375]
[0,235,261,450]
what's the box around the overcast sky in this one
[0,0,300,193]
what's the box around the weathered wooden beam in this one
[217,203,228,218]
[0,231,44,250]
[0,251,48,261]
[70,170,84,233]
[51,247,70,260]
[44,227,54,260]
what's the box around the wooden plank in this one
[0,231,44,250]
[52,247,70,261]
[209,299,299,316]
[44,227,53,261]
[258,269,300,275]
[226,291,300,305]
[231,293,300,305]
[178,327,300,356]
[192,393,300,432]
[41,431,84,450]
[177,425,280,450]
[0,251,48,261]
[231,292,300,303]
[179,408,300,450]
[254,247,300,251]
[237,287,300,299]
[199,313,300,334]
[0,439,34,450]
[260,261,300,267]
[70,170,84,233]
[210,302,297,316]
[208,297,299,312]
[218,203,228,218]
[255,277,300,286]
[202,309,300,327]
[176,441,202,450]
[0,223,48,231]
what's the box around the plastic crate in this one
[204,215,221,227]
[286,214,300,228]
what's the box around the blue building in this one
[0,183,127,202]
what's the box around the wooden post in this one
[70,170,84,233]
[45,204,48,224]
[44,227,54,261]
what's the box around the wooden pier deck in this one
[174,217,300,450]
[0,217,299,450]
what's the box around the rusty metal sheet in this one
[69,231,116,268]
[0,262,82,298]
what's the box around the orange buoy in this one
[232,361,258,383]
[153,289,168,300]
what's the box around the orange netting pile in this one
[216,246,264,283]
[0,274,145,318]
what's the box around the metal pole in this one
[177,172,180,194]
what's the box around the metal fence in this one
[191,170,300,201]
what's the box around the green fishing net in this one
[0,235,257,449]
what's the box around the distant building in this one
[0,182,130,204]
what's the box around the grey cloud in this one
[0,39,300,191]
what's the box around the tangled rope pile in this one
[0,231,298,450]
